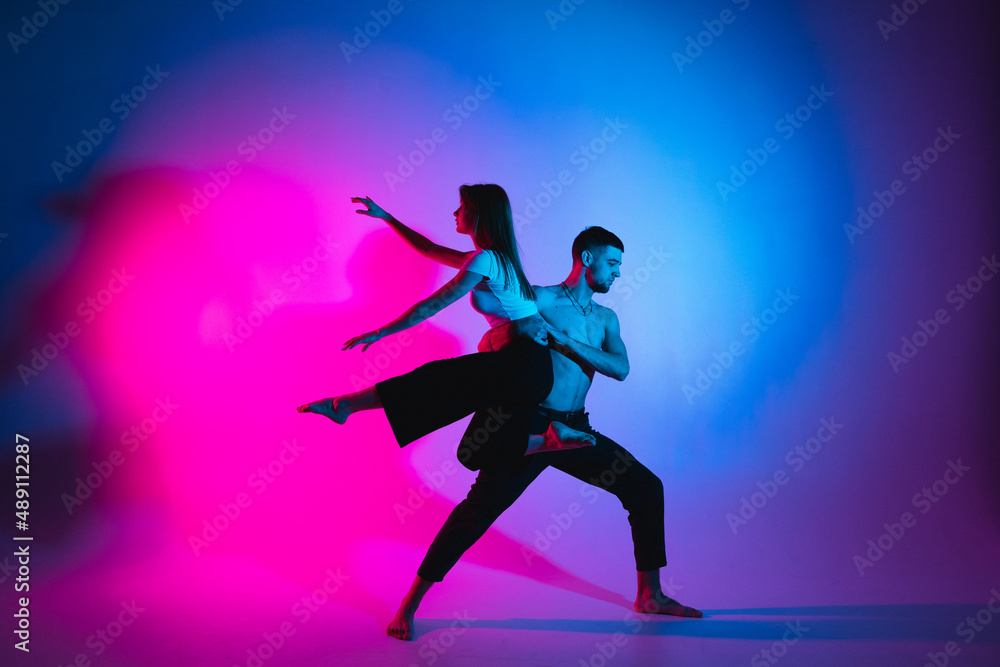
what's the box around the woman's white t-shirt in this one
[460,249,538,328]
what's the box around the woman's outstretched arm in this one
[352,196,471,268]
[343,268,485,351]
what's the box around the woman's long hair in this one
[459,183,535,301]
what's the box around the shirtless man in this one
[387,227,702,640]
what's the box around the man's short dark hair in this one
[572,226,624,263]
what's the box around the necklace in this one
[560,282,592,316]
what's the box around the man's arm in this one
[545,308,630,381]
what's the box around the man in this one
[387,227,701,640]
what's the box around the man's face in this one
[585,246,622,293]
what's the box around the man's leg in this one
[547,417,702,617]
[459,407,595,470]
[634,570,701,617]
[388,410,552,640]
[387,576,434,640]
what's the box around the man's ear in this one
[581,249,593,267]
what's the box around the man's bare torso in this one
[535,285,610,412]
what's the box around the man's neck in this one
[561,269,594,305]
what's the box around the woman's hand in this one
[520,318,549,346]
[352,196,392,222]
[343,328,383,352]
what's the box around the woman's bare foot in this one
[525,421,597,455]
[296,396,350,424]
[386,604,416,640]
[634,591,703,618]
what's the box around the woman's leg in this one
[296,386,381,423]
[381,340,553,446]
[298,336,553,449]
[316,339,553,446]
[524,421,596,454]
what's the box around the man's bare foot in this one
[386,605,416,640]
[296,396,349,424]
[387,577,432,641]
[634,592,703,618]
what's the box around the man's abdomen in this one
[541,351,592,412]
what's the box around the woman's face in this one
[454,198,477,236]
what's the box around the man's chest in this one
[541,302,605,348]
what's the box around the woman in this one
[297,184,593,453]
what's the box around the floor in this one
[11,505,1000,667]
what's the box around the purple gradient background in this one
[1,0,998,665]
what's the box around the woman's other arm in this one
[343,268,485,351]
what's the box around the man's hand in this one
[541,313,628,380]
[343,328,383,351]
[542,320,572,348]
